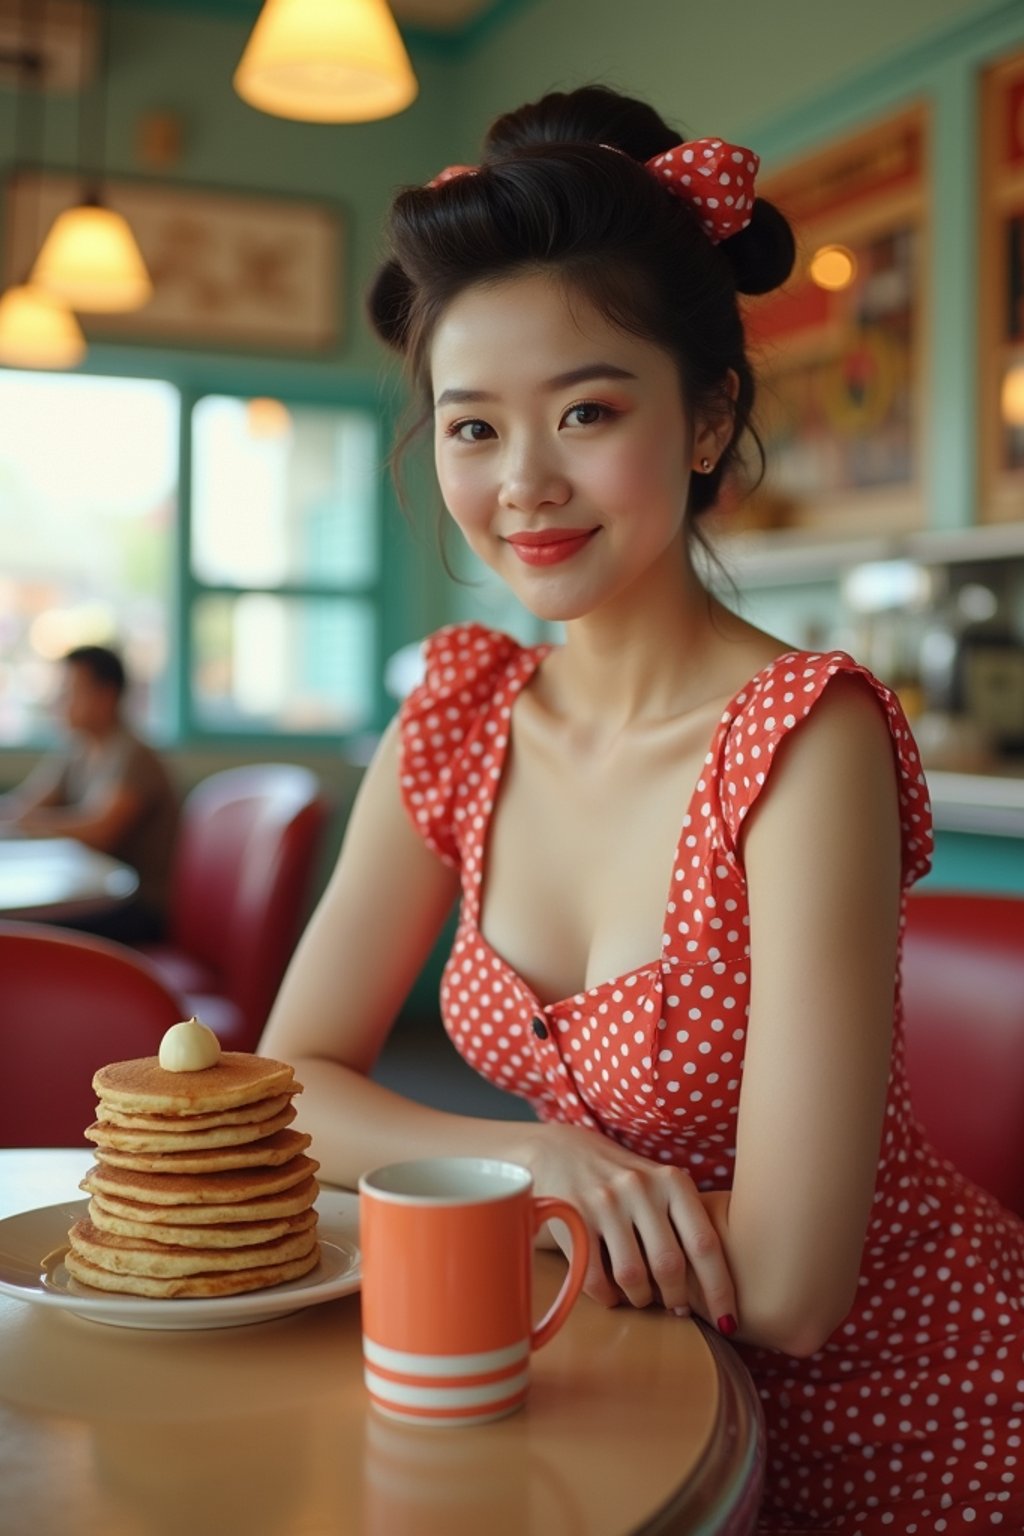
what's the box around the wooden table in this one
[0,837,138,921]
[0,1150,764,1536]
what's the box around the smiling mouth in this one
[505,529,599,566]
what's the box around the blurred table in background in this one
[0,837,138,922]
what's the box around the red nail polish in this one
[717,1313,737,1336]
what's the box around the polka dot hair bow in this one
[645,138,760,244]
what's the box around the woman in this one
[262,85,1023,1532]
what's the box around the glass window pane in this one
[191,595,374,733]
[0,370,178,745]
[190,396,378,588]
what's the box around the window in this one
[0,373,382,746]
[0,370,178,745]
[188,395,380,736]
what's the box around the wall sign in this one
[3,171,344,356]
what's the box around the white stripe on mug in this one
[363,1337,529,1378]
[364,1367,531,1412]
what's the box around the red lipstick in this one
[505,528,598,566]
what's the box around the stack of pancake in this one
[66,1052,321,1298]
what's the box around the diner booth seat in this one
[141,764,331,1052]
[0,921,185,1147]
[901,889,1024,1218]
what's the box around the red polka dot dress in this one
[399,623,1024,1533]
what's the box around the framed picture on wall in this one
[979,49,1024,524]
[3,171,344,355]
[730,107,928,538]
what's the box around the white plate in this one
[0,1187,360,1330]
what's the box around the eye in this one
[562,400,614,428]
[445,418,494,443]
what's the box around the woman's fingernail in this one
[717,1313,738,1336]
[672,1306,690,1318]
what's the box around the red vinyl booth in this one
[1,921,185,1147]
[141,765,331,1052]
[901,890,1024,1218]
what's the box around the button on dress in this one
[399,622,1024,1533]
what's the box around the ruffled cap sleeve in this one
[398,623,524,870]
[718,651,934,889]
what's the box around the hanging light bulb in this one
[0,282,86,369]
[28,0,153,313]
[234,0,418,123]
[30,198,153,312]
[0,16,86,371]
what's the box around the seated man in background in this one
[0,645,179,942]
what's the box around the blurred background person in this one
[0,645,179,942]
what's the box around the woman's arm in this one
[260,717,537,1179]
[715,672,904,1355]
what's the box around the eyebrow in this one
[434,363,638,409]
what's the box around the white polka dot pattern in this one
[398,623,1024,1534]
[645,137,760,243]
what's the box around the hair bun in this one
[484,84,680,163]
[723,198,796,296]
[367,258,415,352]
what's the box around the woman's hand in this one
[518,1121,737,1327]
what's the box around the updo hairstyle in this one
[368,84,795,517]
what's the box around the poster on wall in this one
[3,172,344,355]
[980,51,1024,523]
[732,108,927,539]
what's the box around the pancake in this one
[84,1104,296,1153]
[87,1199,318,1248]
[80,1153,319,1206]
[67,1217,318,1277]
[63,1245,320,1298]
[81,1034,320,1299]
[93,1054,297,1116]
[94,1093,292,1132]
[86,1175,320,1226]
[92,1128,311,1174]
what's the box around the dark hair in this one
[368,84,795,523]
[63,644,126,697]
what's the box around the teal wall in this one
[458,0,1006,148]
[928,832,1024,893]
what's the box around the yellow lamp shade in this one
[234,0,418,123]
[0,284,87,369]
[30,203,154,313]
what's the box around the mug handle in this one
[529,1196,589,1351]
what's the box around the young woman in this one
[261,85,1023,1532]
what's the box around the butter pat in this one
[159,1018,221,1072]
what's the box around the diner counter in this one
[926,769,1024,839]
[0,1149,765,1536]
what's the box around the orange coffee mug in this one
[358,1157,588,1426]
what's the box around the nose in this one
[498,435,571,513]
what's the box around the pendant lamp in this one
[0,26,85,370]
[0,280,86,369]
[234,0,418,123]
[31,199,152,312]
[29,0,152,313]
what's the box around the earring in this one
[699,456,713,473]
